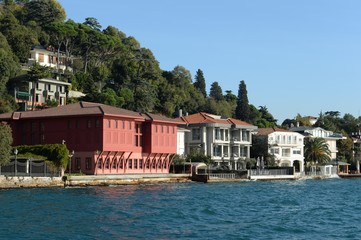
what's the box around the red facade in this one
[0,102,179,175]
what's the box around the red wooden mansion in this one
[0,102,180,175]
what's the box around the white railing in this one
[249,169,293,176]
[208,173,236,179]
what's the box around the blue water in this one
[1,178,361,239]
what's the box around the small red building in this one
[0,102,180,175]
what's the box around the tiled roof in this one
[141,112,183,124]
[0,102,151,121]
[256,127,290,136]
[177,112,254,126]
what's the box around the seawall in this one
[0,174,192,188]
[0,176,63,188]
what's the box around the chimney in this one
[296,122,300,127]
[179,109,183,117]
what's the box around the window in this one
[105,159,110,169]
[128,159,132,169]
[97,159,102,169]
[135,124,143,147]
[38,53,44,62]
[155,125,158,133]
[242,130,249,142]
[192,128,201,140]
[139,159,143,169]
[282,148,291,157]
[75,157,81,170]
[107,120,111,128]
[215,128,221,140]
[293,149,301,155]
[112,159,117,169]
[114,120,118,128]
[213,145,222,157]
[271,148,279,155]
[240,146,248,157]
[134,159,138,169]
[95,119,100,128]
[86,158,92,170]
[122,121,125,129]
[119,159,123,169]
[87,120,92,128]
[129,121,132,129]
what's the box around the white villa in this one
[177,112,257,170]
[289,126,345,161]
[255,128,305,173]
[27,45,73,73]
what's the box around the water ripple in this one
[1,179,361,239]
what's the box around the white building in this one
[15,78,71,110]
[289,126,345,160]
[177,112,257,170]
[176,127,190,157]
[27,45,73,73]
[256,128,305,173]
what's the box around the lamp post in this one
[14,148,18,176]
[68,150,74,175]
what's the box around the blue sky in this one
[58,0,361,123]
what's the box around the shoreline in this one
[0,173,356,189]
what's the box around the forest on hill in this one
[0,0,280,127]
[1,0,361,144]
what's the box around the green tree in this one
[258,106,277,127]
[0,122,13,166]
[23,0,66,27]
[235,80,250,122]
[83,17,101,31]
[193,69,206,97]
[0,11,38,62]
[209,81,223,101]
[304,137,331,165]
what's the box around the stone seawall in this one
[65,174,191,187]
[0,174,191,188]
[0,176,64,188]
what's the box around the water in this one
[1,178,361,239]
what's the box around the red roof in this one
[177,112,254,126]
[0,102,178,124]
[256,127,290,136]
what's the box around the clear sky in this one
[58,0,361,123]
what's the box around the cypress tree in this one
[209,81,224,101]
[235,80,250,121]
[193,69,207,97]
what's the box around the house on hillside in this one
[11,45,83,111]
[254,128,305,173]
[14,77,71,111]
[26,45,73,73]
[289,126,345,161]
[0,101,180,175]
[177,112,257,170]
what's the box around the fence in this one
[248,168,294,176]
[208,173,236,179]
[0,158,61,177]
